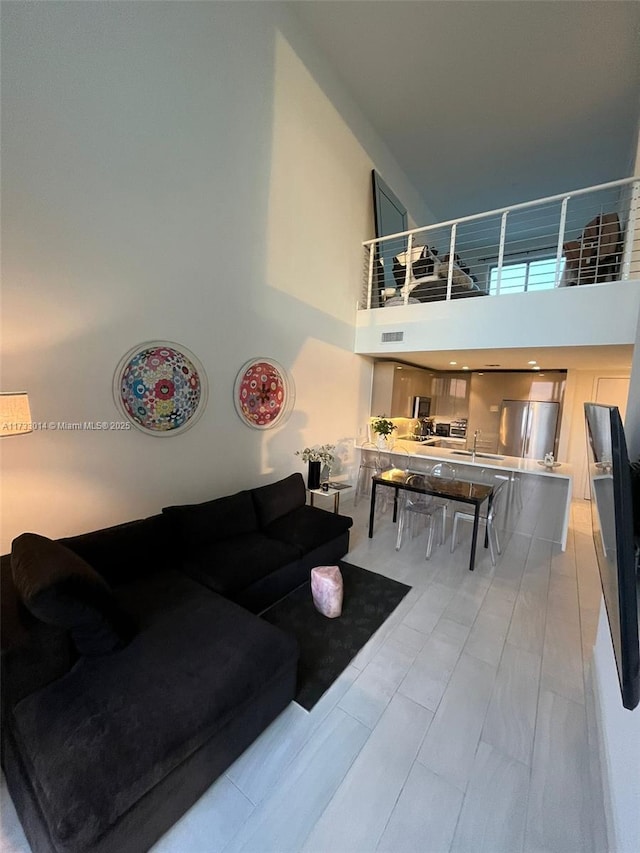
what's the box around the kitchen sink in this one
[450,450,505,460]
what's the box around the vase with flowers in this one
[371,416,397,450]
[295,444,335,490]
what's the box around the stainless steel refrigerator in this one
[498,400,560,459]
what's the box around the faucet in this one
[472,429,481,460]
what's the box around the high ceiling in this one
[293,0,640,221]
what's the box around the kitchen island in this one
[358,439,573,550]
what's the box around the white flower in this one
[295,444,335,464]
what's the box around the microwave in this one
[412,396,432,419]
[435,422,450,437]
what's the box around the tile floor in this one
[0,484,609,853]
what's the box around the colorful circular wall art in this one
[113,341,208,436]
[233,358,294,429]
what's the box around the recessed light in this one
[532,366,541,371]
[396,366,403,370]
[528,360,537,365]
[462,366,469,370]
[449,361,457,365]
[485,364,501,367]
[478,372,484,375]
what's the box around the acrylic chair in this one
[388,445,410,471]
[355,443,397,511]
[450,480,507,565]
[429,461,456,542]
[354,442,382,506]
[395,473,446,560]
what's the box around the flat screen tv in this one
[584,403,639,710]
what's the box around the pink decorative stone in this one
[311,565,343,618]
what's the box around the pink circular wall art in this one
[233,358,294,429]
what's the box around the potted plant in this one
[371,416,397,449]
[295,444,335,490]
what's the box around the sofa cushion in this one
[162,489,258,548]
[10,533,134,656]
[251,473,306,528]
[10,571,298,853]
[60,514,172,586]
[265,505,353,555]
[180,532,301,596]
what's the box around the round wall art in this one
[233,358,295,429]
[113,341,208,436]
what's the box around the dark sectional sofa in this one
[1,473,352,853]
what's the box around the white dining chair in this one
[450,480,507,565]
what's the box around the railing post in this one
[495,211,508,295]
[366,242,375,309]
[621,180,639,280]
[554,197,569,286]
[402,233,414,304]
[446,224,457,300]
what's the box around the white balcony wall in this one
[355,280,640,356]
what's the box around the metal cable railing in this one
[360,178,640,310]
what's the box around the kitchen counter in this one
[390,439,572,480]
[399,436,467,446]
[357,440,573,549]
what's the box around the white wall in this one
[589,129,640,853]
[558,369,630,499]
[593,604,640,853]
[0,1,424,551]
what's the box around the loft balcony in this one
[355,179,640,362]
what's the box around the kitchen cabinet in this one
[432,372,469,418]
[371,362,434,418]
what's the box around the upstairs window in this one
[489,256,564,294]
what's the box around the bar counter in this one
[356,439,574,550]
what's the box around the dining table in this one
[368,468,494,571]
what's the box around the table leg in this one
[368,481,377,538]
[333,493,340,514]
[484,492,493,548]
[469,503,480,571]
[393,487,399,523]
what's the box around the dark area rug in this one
[261,561,411,711]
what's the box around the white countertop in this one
[359,439,573,480]
[399,436,467,445]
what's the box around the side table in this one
[308,483,352,514]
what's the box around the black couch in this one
[1,473,352,853]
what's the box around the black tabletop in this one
[373,468,493,503]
